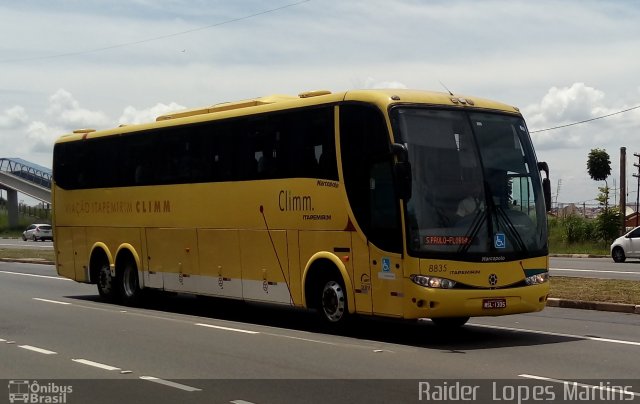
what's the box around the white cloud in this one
[1,90,113,159]
[46,89,110,129]
[360,77,408,90]
[524,83,620,150]
[0,105,29,128]
[525,83,605,125]
[118,102,186,125]
[25,121,64,154]
[522,82,640,206]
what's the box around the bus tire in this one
[96,262,116,301]
[117,259,141,306]
[431,317,470,328]
[318,276,349,325]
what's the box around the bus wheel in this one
[96,263,116,301]
[117,260,141,306]
[319,279,348,324]
[431,317,470,328]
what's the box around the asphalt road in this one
[1,262,639,404]
[550,257,640,280]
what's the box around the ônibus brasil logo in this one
[8,380,73,403]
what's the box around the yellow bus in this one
[52,89,551,327]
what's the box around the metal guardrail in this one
[0,158,52,189]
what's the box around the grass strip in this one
[0,247,55,261]
[549,276,640,305]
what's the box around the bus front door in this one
[369,246,404,317]
[351,233,372,315]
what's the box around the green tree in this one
[587,148,611,181]
[587,148,611,209]
[596,206,620,242]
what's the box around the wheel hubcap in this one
[321,281,345,322]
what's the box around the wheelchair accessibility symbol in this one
[382,257,391,272]
[494,233,506,249]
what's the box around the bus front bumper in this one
[402,281,550,319]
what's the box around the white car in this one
[22,223,53,241]
[610,226,640,263]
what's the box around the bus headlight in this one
[525,272,549,285]
[410,274,456,289]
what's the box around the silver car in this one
[22,223,53,241]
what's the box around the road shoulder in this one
[547,297,640,314]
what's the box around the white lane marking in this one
[140,376,201,392]
[470,323,640,346]
[72,359,121,371]
[18,345,57,355]
[231,401,258,404]
[265,333,341,345]
[0,243,53,248]
[520,374,640,397]
[260,331,397,352]
[195,323,260,334]
[33,298,71,305]
[551,267,640,275]
[0,270,71,281]
[0,339,5,342]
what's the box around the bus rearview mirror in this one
[392,143,412,200]
[538,161,551,212]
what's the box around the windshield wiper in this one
[494,206,527,252]
[458,209,487,254]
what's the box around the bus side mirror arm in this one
[392,143,412,200]
[538,161,551,212]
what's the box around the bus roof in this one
[55,89,521,143]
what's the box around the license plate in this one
[482,298,507,309]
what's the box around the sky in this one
[1,0,640,207]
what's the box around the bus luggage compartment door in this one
[146,228,199,293]
[240,230,291,304]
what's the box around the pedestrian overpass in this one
[0,158,52,228]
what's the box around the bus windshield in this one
[392,107,547,260]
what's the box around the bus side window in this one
[300,143,319,178]
[209,123,234,182]
[318,147,337,180]
[134,164,147,185]
[340,103,402,253]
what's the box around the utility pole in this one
[555,179,562,216]
[620,147,626,235]
[634,152,640,228]
[612,178,618,206]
